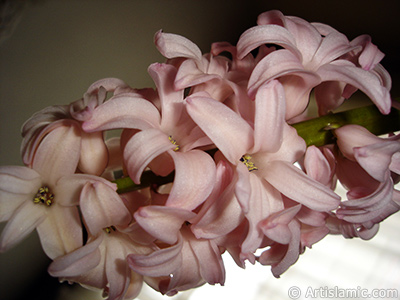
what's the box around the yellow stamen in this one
[33,186,54,206]
[103,225,116,234]
[240,155,258,172]
[168,136,180,151]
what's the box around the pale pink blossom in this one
[329,125,400,234]
[258,217,301,277]
[190,160,244,240]
[185,79,340,263]
[83,63,216,211]
[48,176,154,300]
[0,125,82,259]
[334,155,399,231]
[127,226,225,296]
[236,10,391,119]
[303,145,337,189]
[21,78,130,176]
[336,34,392,100]
[325,215,380,240]
[134,205,196,245]
[155,30,233,102]
[335,125,400,181]
[123,170,226,294]
[256,146,335,277]
[154,30,272,122]
[49,228,153,300]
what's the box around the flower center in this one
[33,186,54,206]
[168,136,180,151]
[240,154,258,172]
[103,225,116,234]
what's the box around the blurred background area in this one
[0,1,399,300]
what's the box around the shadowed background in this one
[0,1,399,299]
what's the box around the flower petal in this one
[148,63,185,133]
[0,166,41,194]
[127,236,183,277]
[36,205,82,259]
[335,124,382,161]
[336,153,378,190]
[308,30,354,69]
[314,81,346,115]
[350,35,385,71]
[317,60,391,114]
[0,193,31,222]
[256,10,286,26]
[297,207,327,227]
[270,220,301,277]
[167,150,216,211]
[134,206,196,244]
[78,131,108,176]
[255,124,306,167]
[0,166,41,221]
[0,201,45,253]
[247,49,310,98]
[278,75,319,120]
[259,205,301,244]
[355,141,400,182]
[191,161,243,239]
[80,181,131,235]
[123,129,176,184]
[104,237,133,300]
[32,124,81,183]
[85,78,129,95]
[253,80,286,153]
[283,15,322,63]
[237,24,300,60]
[234,163,252,214]
[337,177,393,223]
[240,174,283,256]
[301,225,329,248]
[82,94,161,132]
[48,235,103,277]
[264,160,340,211]
[189,237,225,285]
[185,92,253,164]
[154,30,202,60]
[56,174,117,206]
[304,146,335,187]
[21,107,69,166]
[174,59,219,89]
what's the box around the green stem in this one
[115,170,175,194]
[292,104,400,147]
[114,104,400,193]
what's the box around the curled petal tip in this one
[154,30,202,60]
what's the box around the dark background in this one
[0,1,399,299]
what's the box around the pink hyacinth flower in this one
[83,63,216,211]
[335,124,400,182]
[155,30,259,106]
[0,125,82,259]
[332,125,400,228]
[185,79,340,261]
[236,10,391,119]
[21,78,130,176]
[49,229,153,300]
[127,226,225,296]
[48,175,154,300]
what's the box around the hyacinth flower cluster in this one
[0,10,399,299]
